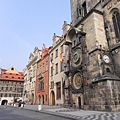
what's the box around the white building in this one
[24,47,42,104]
[49,21,70,105]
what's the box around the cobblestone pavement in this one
[1,105,119,120]
[0,106,73,120]
[77,113,118,120]
[23,105,119,120]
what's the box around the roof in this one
[0,67,24,82]
[0,77,24,82]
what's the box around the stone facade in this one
[64,0,120,111]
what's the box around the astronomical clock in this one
[71,47,82,68]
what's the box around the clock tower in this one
[63,0,120,111]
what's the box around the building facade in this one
[25,47,42,104]
[0,67,24,105]
[63,0,120,111]
[23,67,28,103]
[49,22,70,106]
[35,45,51,105]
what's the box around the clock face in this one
[71,48,82,67]
[73,73,82,90]
[73,51,79,63]
[103,55,110,63]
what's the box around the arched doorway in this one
[38,95,41,104]
[50,91,55,105]
[32,93,34,103]
[78,97,81,109]
[42,95,44,105]
[1,100,8,105]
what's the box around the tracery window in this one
[112,10,120,42]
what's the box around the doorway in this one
[78,97,81,109]
[38,95,41,104]
[42,95,44,104]
[50,91,55,105]
[32,93,34,103]
[1,100,8,105]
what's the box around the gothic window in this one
[77,4,82,18]
[112,10,120,42]
[82,2,87,16]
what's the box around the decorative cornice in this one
[92,74,120,83]
[27,56,38,68]
[49,38,65,54]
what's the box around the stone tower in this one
[64,0,120,111]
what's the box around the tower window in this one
[106,68,111,73]
[82,2,87,16]
[112,10,120,42]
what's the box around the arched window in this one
[112,10,120,42]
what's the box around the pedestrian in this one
[4,102,7,108]
[18,101,21,109]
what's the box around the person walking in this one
[18,101,22,109]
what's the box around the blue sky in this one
[0,0,71,71]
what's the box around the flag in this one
[60,53,64,62]
[50,57,54,67]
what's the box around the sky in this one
[0,0,71,72]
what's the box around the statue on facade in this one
[76,3,83,18]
